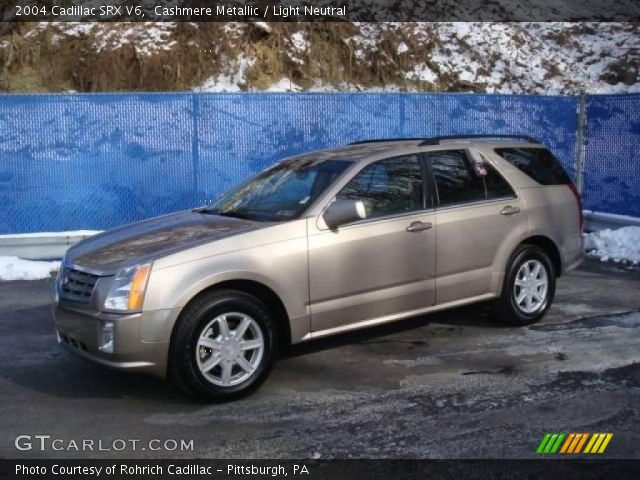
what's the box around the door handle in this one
[500,206,520,216]
[406,221,433,232]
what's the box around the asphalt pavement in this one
[1,259,639,459]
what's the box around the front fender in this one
[141,237,310,343]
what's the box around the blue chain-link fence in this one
[583,94,640,218]
[0,92,635,234]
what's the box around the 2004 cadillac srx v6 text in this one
[52,136,584,401]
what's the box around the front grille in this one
[60,268,99,303]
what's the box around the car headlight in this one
[104,263,152,312]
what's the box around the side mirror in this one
[323,199,366,230]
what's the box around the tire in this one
[492,244,556,326]
[169,289,278,402]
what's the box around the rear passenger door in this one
[426,149,527,304]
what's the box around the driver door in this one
[307,154,436,334]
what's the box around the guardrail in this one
[0,231,101,260]
[584,211,640,233]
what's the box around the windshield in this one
[205,159,351,221]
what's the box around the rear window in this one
[494,148,571,185]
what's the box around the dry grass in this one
[2,23,226,92]
[1,22,637,93]
[0,22,431,92]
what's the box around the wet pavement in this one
[1,259,639,459]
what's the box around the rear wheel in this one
[493,245,555,326]
[170,289,278,402]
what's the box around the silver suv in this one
[52,136,584,401]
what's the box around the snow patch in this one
[263,78,302,92]
[406,64,438,83]
[290,31,308,52]
[51,22,177,56]
[0,257,60,281]
[584,227,640,264]
[194,56,255,92]
[349,22,640,94]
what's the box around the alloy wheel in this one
[513,259,549,314]
[196,312,264,387]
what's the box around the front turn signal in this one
[128,264,151,310]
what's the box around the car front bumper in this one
[52,298,174,379]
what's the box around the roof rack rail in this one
[419,135,540,146]
[349,138,426,145]
[350,135,541,147]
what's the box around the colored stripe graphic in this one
[597,434,613,453]
[536,433,566,454]
[550,434,565,453]
[567,434,583,453]
[586,433,613,454]
[584,434,599,453]
[591,433,606,453]
[560,433,575,453]
[544,434,559,453]
[540,433,613,454]
[574,433,589,453]
[536,434,552,454]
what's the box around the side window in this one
[483,163,516,199]
[337,155,424,219]
[428,151,485,206]
[494,147,571,185]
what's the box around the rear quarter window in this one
[494,148,571,185]
[483,163,516,199]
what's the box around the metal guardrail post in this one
[192,93,200,201]
[574,91,587,194]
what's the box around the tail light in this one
[567,182,584,234]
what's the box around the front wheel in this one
[493,245,556,326]
[170,289,278,402]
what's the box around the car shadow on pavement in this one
[285,301,509,359]
[1,291,505,404]
[1,355,193,405]
[0,304,194,405]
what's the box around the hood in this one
[65,210,268,274]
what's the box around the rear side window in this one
[428,151,485,206]
[428,150,516,206]
[484,163,516,200]
[495,148,571,185]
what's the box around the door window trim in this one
[326,207,436,231]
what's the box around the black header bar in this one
[3,0,640,22]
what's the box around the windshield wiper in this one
[217,210,255,220]
[194,207,255,221]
